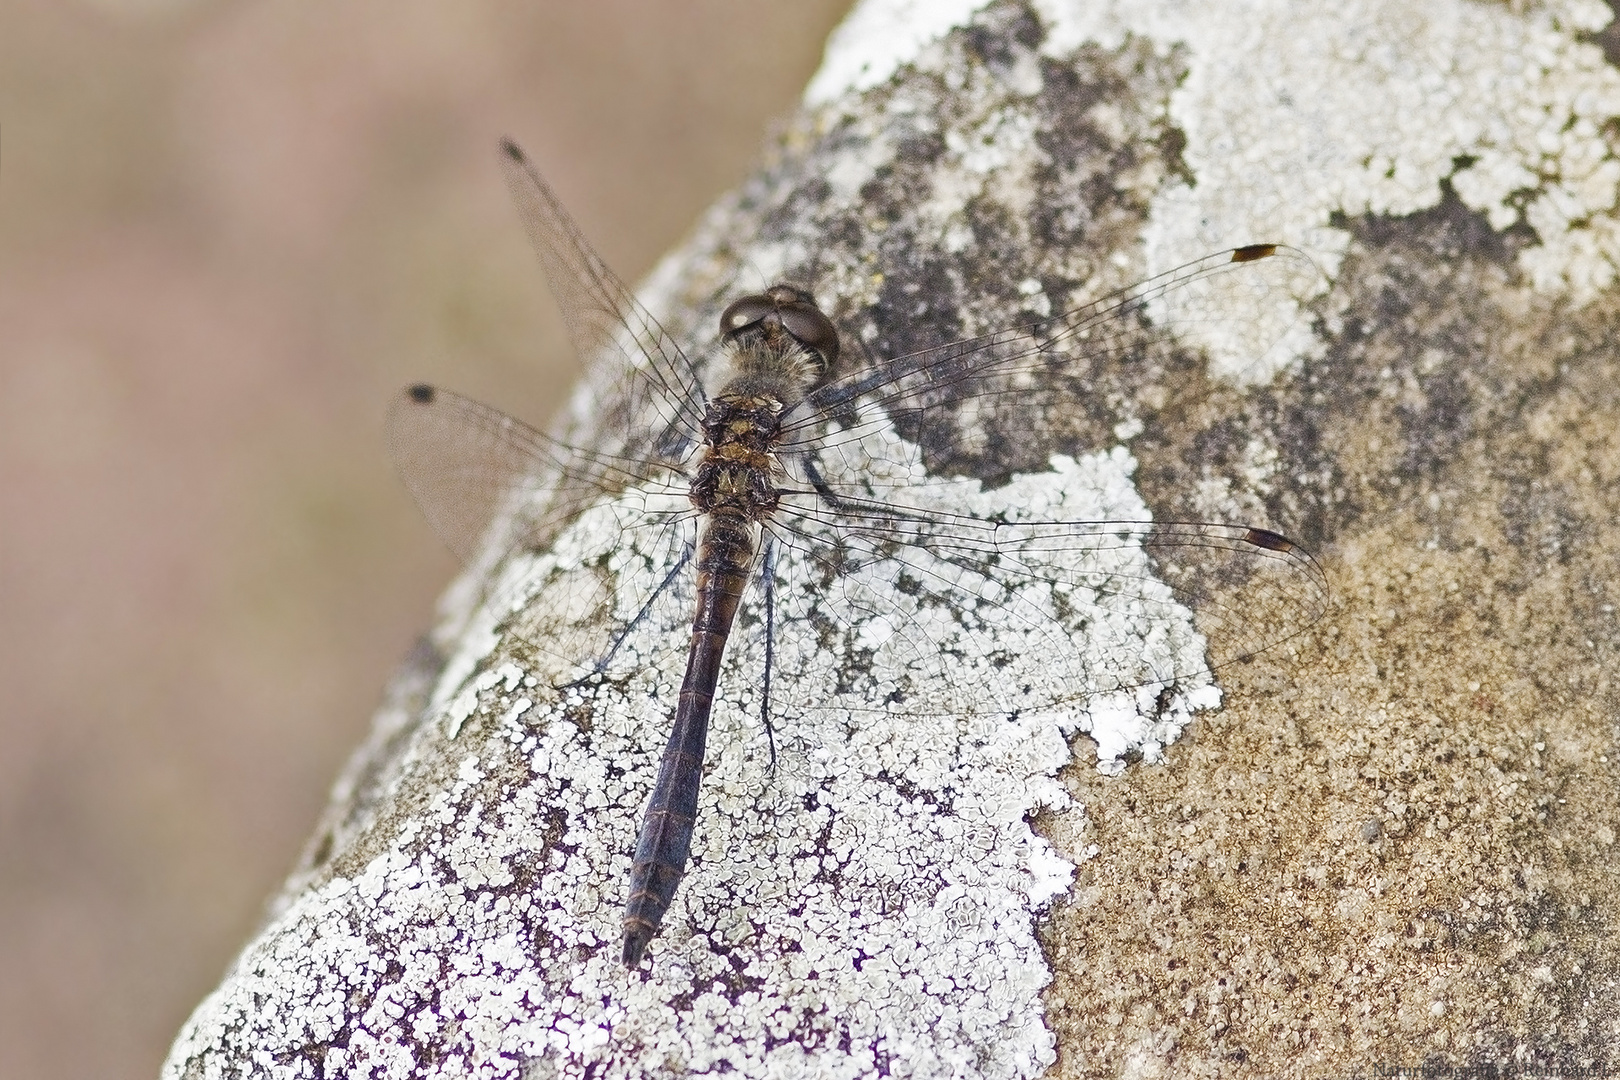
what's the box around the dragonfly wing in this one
[783,245,1323,461]
[498,141,708,457]
[387,385,685,565]
[390,384,701,687]
[767,480,1327,715]
[393,148,716,688]
[502,507,699,691]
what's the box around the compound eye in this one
[719,296,775,339]
[779,304,840,368]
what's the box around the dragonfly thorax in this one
[690,392,786,521]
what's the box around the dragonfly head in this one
[719,285,841,380]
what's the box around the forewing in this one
[498,140,707,457]
[782,245,1323,457]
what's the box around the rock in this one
[165,1,1620,1076]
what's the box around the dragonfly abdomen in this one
[621,510,758,968]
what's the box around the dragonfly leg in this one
[558,530,695,693]
[760,535,779,775]
[798,452,846,511]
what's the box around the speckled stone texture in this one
[165,0,1620,1077]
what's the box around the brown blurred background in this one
[0,2,851,1076]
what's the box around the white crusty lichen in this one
[164,429,1196,1076]
[815,0,1620,309]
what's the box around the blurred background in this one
[0,1,851,1075]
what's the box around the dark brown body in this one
[620,287,837,968]
[619,503,755,968]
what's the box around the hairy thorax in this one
[689,391,789,522]
[689,329,826,523]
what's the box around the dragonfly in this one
[389,139,1329,969]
